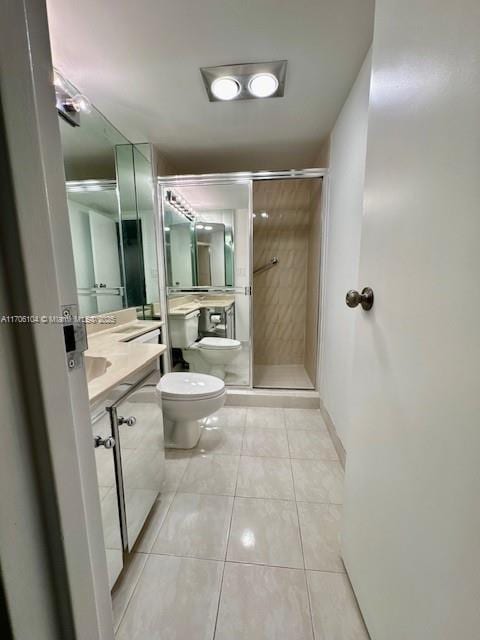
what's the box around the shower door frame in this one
[157,168,327,391]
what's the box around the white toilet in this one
[157,372,226,449]
[169,310,242,379]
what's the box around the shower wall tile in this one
[253,179,319,367]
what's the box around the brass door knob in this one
[346,287,374,310]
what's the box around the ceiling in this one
[47,0,374,174]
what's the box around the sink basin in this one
[85,355,111,382]
[112,325,141,333]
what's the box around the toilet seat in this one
[197,337,241,350]
[159,372,225,401]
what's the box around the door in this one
[342,1,480,639]
[113,382,165,551]
[92,412,123,588]
[161,180,253,386]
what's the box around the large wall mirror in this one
[163,186,237,288]
[57,73,158,318]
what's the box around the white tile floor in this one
[254,364,314,389]
[112,406,369,639]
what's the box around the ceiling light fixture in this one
[201,60,287,102]
[211,76,241,101]
[248,73,279,98]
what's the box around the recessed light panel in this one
[200,60,287,102]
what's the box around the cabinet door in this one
[91,411,123,589]
[114,383,165,551]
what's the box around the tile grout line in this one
[288,426,317,640]
[114,455,185,634]
[211,415,244,639]
[113,553,148,636]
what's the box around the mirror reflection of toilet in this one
[169,310,241,379]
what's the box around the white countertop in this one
[86,319,166,404]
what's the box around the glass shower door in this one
[160,180,253,386]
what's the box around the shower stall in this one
[157,169,325,391]
[252,178,323,389]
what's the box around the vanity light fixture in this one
[260,211,269,219]
[53,69,92,127]
[200,60,287,102]
[204,225,213,231]
[53,69,67,90]
[196,224,205,230]
[165,189,197,221]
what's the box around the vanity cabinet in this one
[91,368,165,587]
[109,382,165,551]
[92,410,123,589]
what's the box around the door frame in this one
[157,176,254,385]
[158,169,327,391]
[1,1,113,638]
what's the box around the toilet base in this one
[164,417,202,449]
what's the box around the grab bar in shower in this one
[253,256,279,276]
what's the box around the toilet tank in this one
[168,310,200,348]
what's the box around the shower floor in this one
[253,364,314,390]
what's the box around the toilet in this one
[157,372,226,449]
[169,310,241,379]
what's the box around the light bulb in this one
[248,73,279,98]
[72,94,92,114]
[211,76,241,101]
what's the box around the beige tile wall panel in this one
[253,179,321,371]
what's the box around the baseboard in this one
[319,397,346,469]
[226,388,320,409]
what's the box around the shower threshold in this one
[253,364,314,390]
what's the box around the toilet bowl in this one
[157,372,226,449]
[168,311,241,380]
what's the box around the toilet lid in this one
[198,337,241,350]
[158,372,225,400]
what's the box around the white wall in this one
[319,49,372,448]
